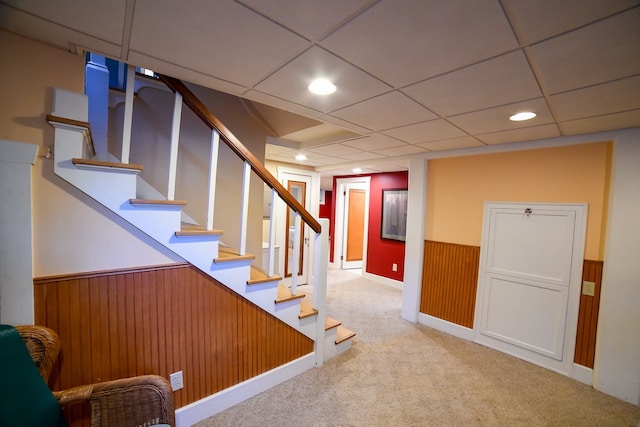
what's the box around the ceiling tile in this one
[528,8,640,94]
[254,46,390,113]
[373,145,426,157]
[382,119,467,144]
[503,0,639,45]
[238,0,375,40]
[242,90,323,118]
[321,0,519,87]
[550,75,640,121]
[476,124,560,145]
[403,51,542,116]
[308,143,363,156]
[448,98,554,135]
[558,110,640,135]
[130,0,309,87]
[342,134,406,151]
[341,151,387,161]
[331,91,437,131]
[416,137,484,151]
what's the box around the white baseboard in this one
[418,313,475,341]
[572,363,593,385]
[362,271,403,289]
[175,353,316,427]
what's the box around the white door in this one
[277,167,319,286]
[474,202,587,375]
[334,177,370,270]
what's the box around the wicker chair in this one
[16,325,176,427]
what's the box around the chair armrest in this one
[53,375,175,427]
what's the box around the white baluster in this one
[313,218,329,366]
[239,161,250,256]
[290,213,301,295]
[167,92,182,201]
[121,65,135,164]
[268,188,277,277]
[206,130,219,230]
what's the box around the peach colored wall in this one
[425,142,611,260]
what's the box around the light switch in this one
[582,281,596,296]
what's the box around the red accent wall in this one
[330,172,408,282]
[319,190,332,219]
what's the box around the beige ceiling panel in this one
[308,143,363,156]
[502,0,639,45]
[529,8,640,94]
[1,0,126,44]
[320,115,373,134]
[550,75,640,121]
[130,0,309,87]
[321,0,518,87]
[332,91,437,131]
[477,124,560,145]
[341,151,387,161]
[342,135,406,151]
[0,4,122,57]
[559,110,640,135]
[254,46,390,113]
[382,119,466,144]
[448,98,554,135]
[416,137,484,151]
[242,90,323,118]
[403,51,542,116]
[238,0,375,40]
[373,145,426,157]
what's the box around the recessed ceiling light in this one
[509,112,536,121]
[295,154,307,161]
[308,78,336,95]
[352,168,362,173]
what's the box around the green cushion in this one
[0,325,68,427]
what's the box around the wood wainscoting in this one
[34,263,313,426]
[420,240,603,369]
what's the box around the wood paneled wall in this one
[420,240,480,328]
[574,260,603,368]
[420,240,602,368]
[34,263,314,426]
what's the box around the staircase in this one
[47,75,355,421]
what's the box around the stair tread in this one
[335,325,356,345]
[130,198,187,206]
[276,284,305,303]
[247,265,282,285]
[299,300,318,319]
[175,227,224,237]
[325,316,342,330]
[72,157,143,171]
[215,246,255,263]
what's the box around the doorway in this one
[335,177,371,270]
[474,202,587,375]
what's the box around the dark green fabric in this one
[0,324,68,427]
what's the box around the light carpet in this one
[197,266,640,426]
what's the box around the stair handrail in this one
[157,74,321,234]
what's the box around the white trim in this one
[334,176,371,270]
[0,139,38,164]
[572,363,593,385]
[362,271,403,289]
[175,353,316,427]
[418,313,475,341]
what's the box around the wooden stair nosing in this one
[275,285,305,304]
[325,316,341,331]
[298,300,318,319]
[215,246,255,263]
[175,228,224,237]
[247,275,283,285]
[72,157,143,172]
[130,198,187,206]
[335,326,356,345]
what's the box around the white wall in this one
[595,133,640,405]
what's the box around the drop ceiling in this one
[2,0,639,189]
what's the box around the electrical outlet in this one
[169,371,184,391]
[392,263,398,272]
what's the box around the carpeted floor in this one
[196,266,640,427]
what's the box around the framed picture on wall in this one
[381,189,408,241]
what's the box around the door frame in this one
[334,177,371,270]
[473,201,588,376]
[276,166,320,286]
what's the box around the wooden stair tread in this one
[247,265,282,285]
[275,284,305,303]
[175,227,223,237]
[72,158,143,171]
[335,326,356,345]
[215,246,255,263]
[325,316,342,330]
[130,198,187,206]
[299,300,318,319]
